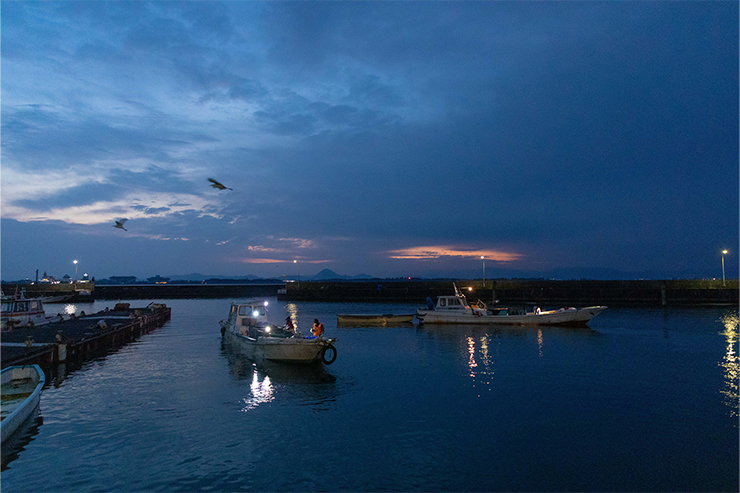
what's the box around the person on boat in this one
[285,316,295,331]
[312,319,324,337]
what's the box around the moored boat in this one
[336,313,415,325]
[1,364,45,442]
[219,300,337,364]
[416,284,607,326]
[1,291,51,329]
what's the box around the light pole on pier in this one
[294,260,300,284]
[722,250,728,286]
[481,256,485,289]
[73,260,78,282]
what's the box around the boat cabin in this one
[1,292,47,328]
[435,294,470,311]
[227,300,269,329]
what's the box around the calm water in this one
[1,298,738,492]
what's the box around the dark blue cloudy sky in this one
[1,1,737,281]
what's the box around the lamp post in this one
[294,260,300,284]
[481,256,485,288]
[722,250,728,286]
[73,260,78,283]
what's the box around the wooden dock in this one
[1,304,171,369]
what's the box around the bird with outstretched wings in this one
[114,219,128,231]
[208,178,233,191]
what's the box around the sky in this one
[1,1,738,281]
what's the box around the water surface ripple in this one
[2,299,737,492]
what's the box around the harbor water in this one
[1,299,738,492]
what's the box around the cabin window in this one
[451,298,461,306]
[31,301,39,310]
[16,301,29,312]
[1,301,12,312]
[239,306,248,316]
[439,299,447,307]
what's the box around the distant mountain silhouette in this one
[312,269,345,280]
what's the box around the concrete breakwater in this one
[278,279,739,306]
[1,304,171,369]
[93,283,284,300]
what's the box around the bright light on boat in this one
[265,326,271,332]
[468,287,473,291]
[253,311,259,317]
[264,301,268,306]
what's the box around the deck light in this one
[253,311,259,317]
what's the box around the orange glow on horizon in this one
[240,258,331,264]
[388,245,521,262]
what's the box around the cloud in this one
[388,246,522,263]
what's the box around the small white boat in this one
[220,300,337,364]
[1,291,51,329]
[1,365,45,442]
[416,284,607,326]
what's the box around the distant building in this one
[147,275,170,284]
[105,276,138,285]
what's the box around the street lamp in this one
[73,260,78,282]
[722,250,728,286]
[481,256,485,288]
[294,260,300,283]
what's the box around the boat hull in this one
[416,306,607,326]
[222,327,334,364]
[1,365,45,442]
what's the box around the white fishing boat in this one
[416,284,607,326]
[219,300,337,364]
[1,365,45,442]
[1,291,51,329]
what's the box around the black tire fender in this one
[321,345,337,364]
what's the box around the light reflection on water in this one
[719,311,739,418]
[0,301,737,492]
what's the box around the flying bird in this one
[208,178,233,191]
[114,219,128,231]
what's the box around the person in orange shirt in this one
[312,319,324,337]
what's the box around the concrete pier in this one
[1,304,171,369]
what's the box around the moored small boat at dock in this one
[336,313,415,325]
[416,284,607,326]
[1,364,45,442]
[220,300,337,364]
[1,291,51,329]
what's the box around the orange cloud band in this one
[388,246,521,262]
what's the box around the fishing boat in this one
[416,284,607,326]
[1,291,51,329]
[219,300,337,364]
[1,365,45,442]
[336,313,415,325]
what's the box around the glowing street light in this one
[722,250,728,286]
[73,260,78,282]
[294,260,300,283]
[481,256,485,288]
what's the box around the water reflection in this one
[0,408,43,471]
[220,339,339,413]
[718,312,739,418]
[241,373,275,412]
